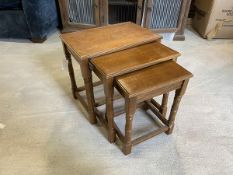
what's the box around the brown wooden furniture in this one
[58,0,191,40]
[114,61,193,155]
[60,22,161,124]
[58,0,144,32]
[91,42,180,143]
[102,0,144,25]
[58,0,102,32]
[143,0,192,40]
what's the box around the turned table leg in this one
[160,93,169,116]
[166,80,189,134]
[103,78,116,143]
[123,97,137,155]
[80,60,97,124]
[62,43,78,99]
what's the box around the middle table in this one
[91,42,180,142]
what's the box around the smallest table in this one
[91,42,180,142]
[114,61,193,154]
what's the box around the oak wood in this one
[94,0,101,26]
[62,43,78,99]
[94,94,122,107]
[91,42,180,78]
[114,122,125,143]
[76,81,102,92]
[101,0,143,25]
[123,97,137,155]
[61,24,97,33]
[114,61,193,155]
[57,0,69,30]
[136,82,182,103]
[103,78,116,143]
[80,60,97,124]
[166,79,189,134]
[161,93,169,116]
[57,0,191,40]
[95,107,108,128]
[136,0,144,25]
[91,40,180,143]
[143,0,153,28]
[61,22,162,128]
[91,41,180,143]
[145,100,169,126]
[62,43,97,124]
[101,0,108,25]
[94,102,143,131]
[116,61,193,98]
[57,0,101,32]
[143,0,192,41]
[143,103,164,128]
[60,22,161,142]
[60,22,161,61]
[174,0,192,41]
[151,99,161,111]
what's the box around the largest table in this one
[60,22,161,124]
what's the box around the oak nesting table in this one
[60,22,193,155]
[60,22,161,124]
[114,61,192,154]
[91,42,180,142]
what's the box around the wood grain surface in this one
[116,61,193,98]
[92,42,180,78]
[60,22,161,60]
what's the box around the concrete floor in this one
[0,29,233,175]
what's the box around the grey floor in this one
[0,28,233,175]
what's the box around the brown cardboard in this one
[192,0,233,39]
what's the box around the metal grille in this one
[67,0,94,24]
[150,0,182,29]
[108,0,138,24]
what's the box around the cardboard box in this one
[192,0,233,39]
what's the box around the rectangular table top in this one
[116,61,193,98]
[60,22,161,60]
[91,42,180,79]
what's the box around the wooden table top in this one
[60,22,161,60]
[116,61,193,98]
[91,42,180,78]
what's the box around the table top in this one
[91,42,180,79]
[116,61,193,98]
[60,22,161,60]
